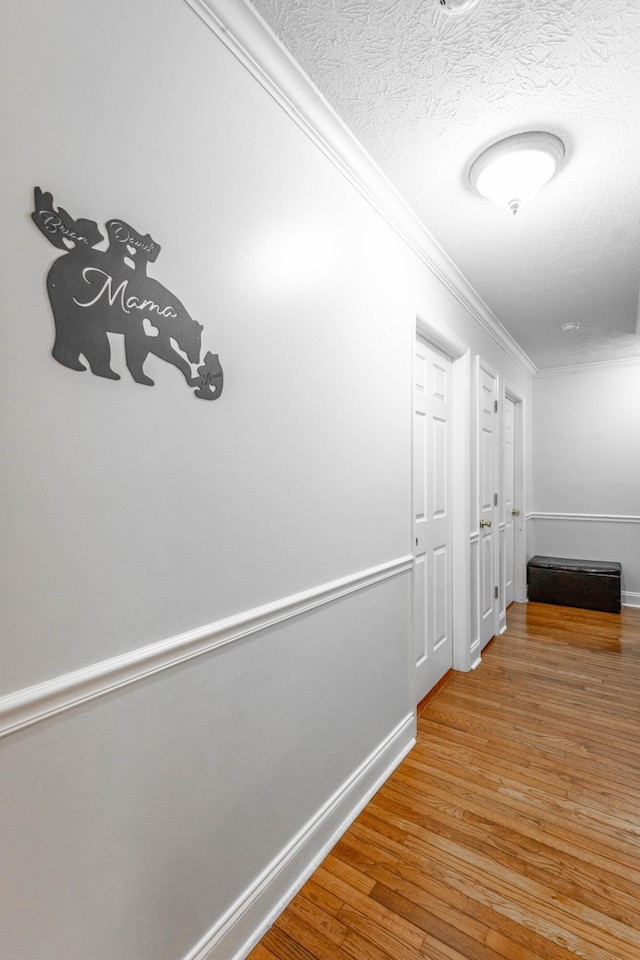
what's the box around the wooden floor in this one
[248,602,640,960]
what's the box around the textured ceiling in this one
[249,0,640,369]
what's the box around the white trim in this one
[535,356,640,378]
[497,521,506,636]
[623,592,640,608]
[182,0,536,379]
[0,556,412,740]
[185,713,415,960]
[479,356,500,381]
[529,512,640,524]
[416,309,468,360]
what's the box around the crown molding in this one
[182,0,537,379]
[535,355,640,378]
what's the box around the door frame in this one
[502,380,527,607]
[412,310,471,697]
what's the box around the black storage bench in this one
[527,556,621,614]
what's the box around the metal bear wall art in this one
[31,187,223,401]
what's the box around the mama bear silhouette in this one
[32,188,223,401]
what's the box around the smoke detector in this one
[439,0,482,13]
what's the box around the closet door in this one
[414,335,453,701]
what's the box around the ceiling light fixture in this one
[469,132,565,215]
[438,0,482,12]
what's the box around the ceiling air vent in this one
[439,0,482,13]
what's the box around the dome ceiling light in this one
[438,0,482,13]
[469,132,565,215]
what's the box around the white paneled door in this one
[413,336,453,703]
[478,364,498,650]
[503,395,516,607]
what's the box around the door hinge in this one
[494,400,498,413]
[494,586,499,600]
[494,493,498,506]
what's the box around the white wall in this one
[0,2,532,959]
[532,361,640,604]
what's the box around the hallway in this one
[249,603,640,960]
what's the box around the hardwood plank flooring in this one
[247,602,640,960]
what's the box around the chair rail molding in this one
[0,556,412,740]
[182,0,536,378]
[529,512,640,524]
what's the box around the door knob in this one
[512,508,520,516]
[480,519,492,528]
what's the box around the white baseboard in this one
[623,592,640,608]
[185,713,415,960]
